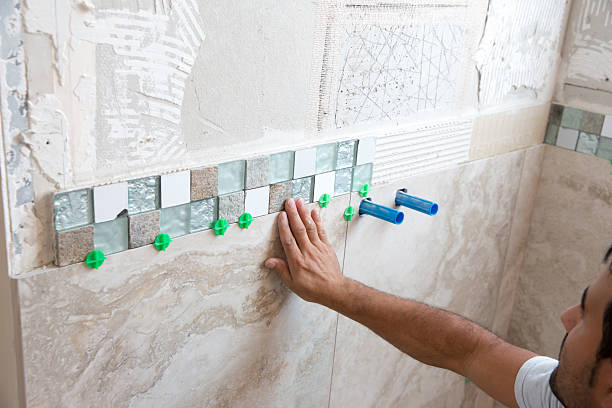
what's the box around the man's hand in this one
[264,198,344,307]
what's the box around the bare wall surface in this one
[508,146,612,358]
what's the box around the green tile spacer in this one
[344,206,356,221]
[214,218,229,236]
[85,250,106,269]
[318,193,331,208]
[465,378,471,383]
[238,212,253,229]
[359,184,370,198]
[154,233,172,251]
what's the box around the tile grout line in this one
[326,193,352,408]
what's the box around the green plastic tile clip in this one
[465,378,471,383]
[85,250,106,269]
[344,206,356,221]
[318,193,331,208]
[238,212,253,229]
[154,233,172,251]
[214,218,229,236]
[359,184,370,198]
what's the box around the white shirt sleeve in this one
[514,356,565,408]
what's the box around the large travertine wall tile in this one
[507,146,612,358]
[329,150,526,408]
[17,197,349,408]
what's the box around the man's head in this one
[551,245,612,408]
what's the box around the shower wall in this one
[0,0,574,407]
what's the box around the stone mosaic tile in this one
[128,176,159,215]
[56,225,94,266]
[93,182,129,224]
[245,156,269,189]
[336,140,356,169]
[294,148,317,179]
[580,111,605,135]
[191,166,218,201]
[560,107,583,130]
[218,160,246,195]
[128,210,160,249]
[602,115,612,138]
[292,177,313,203]
[356,137,376,165]
[596,136,612,160]
[161,171,191,208]
[190,198,217,233]
[334,168,352,196]
[269,182,292,213]
[54,188,93,231]
[245,186,270,218]
[576,132,599,155]
[218,191,245,224]
[94,216,129,255]
[544,124,559,145]
[316,143,337,174]
[556,127,579,150]
[548,104,563,126]
[160,204,191,239]
[351,163,373,192]
[269,151,294,184]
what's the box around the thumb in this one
[264,258,292,283]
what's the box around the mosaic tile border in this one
[544,104,612,161]
[53,138,376,267]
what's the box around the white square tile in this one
[356,137,376,165]
[245,186,270,218]
[556,127,579,150]
[161,170,191,208]
[293,148,317,179]
[93,182,128,223]
[601,115,612,138]
[313,172,335,201]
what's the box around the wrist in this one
[321,275,354,312]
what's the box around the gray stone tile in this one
[292,177,313,203]
[218,191,245,223]
[269,182,292,213]
[245,156,270,189]
[576,132,599,155]
[191,166,218,201]
[548,104,563,126]
[580,111,605,135]
[56,225,94,267]
[544,124,558,145]
[128,210,160,249]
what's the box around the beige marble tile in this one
[329,150,527,408]
[17,196,349,408]
[470,104,549,161]
[507,146,612,358]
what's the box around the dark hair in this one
[591,245,612,386]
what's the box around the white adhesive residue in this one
[565,0,612,92]
[475,0,567,106]
[372,118,472,184]
[87,0,205,169]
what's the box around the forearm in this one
[326,277,492,374]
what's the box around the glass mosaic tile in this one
[128,176,159,215]
[161,171,191,208]
[93,182,129,223]
[356,137,376,165]
[316,143,337,174]
[94,216,128,255]
[336,140,356,169]
[544,124,559,145]
[160,203,191,238]
[293,148,317,179]
[54,188,93,231]
[602,115,612,138]
[334,168,352,196]
[560,107,583,130]
[269,151,295,184]
[596,136,612,160]
[556,128,579,150]
[218,160,246,195]
[292,177,313,203]
[352,163,373,192]
[190,198,217,233]
[576,132,599,155]
[245,186,270,217]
